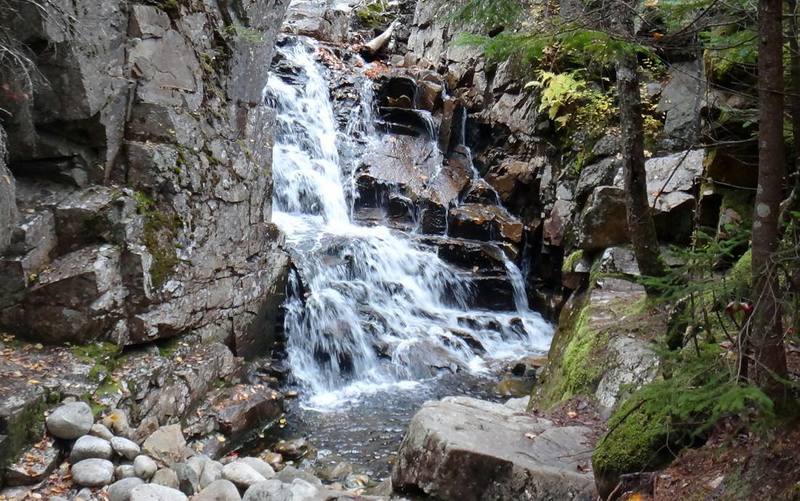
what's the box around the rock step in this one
[392,396,596,501]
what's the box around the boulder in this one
[658,61,704,148]
[447,204,523,245]
[2,244,126,344]
[284,0,349,43]
[598,247,640,276]
[3,436,62,486]
[392,396,595,500]
[595,336,659,411]
[536,277,656,409]
[213,385,284,441]
[461,179,500,205]
[108,477,146,501]
[0,128,16,255]
[102,409,132,436]
[636,150,704,243]
[485,158,545,217]
[542,199,574,247]
[71,458,116,487]
[70,435,113,462]
[0,209,56,307]
[142,424,186,465]
[575,157,621,203]
[45,401,94,439]
[577,186,628,251]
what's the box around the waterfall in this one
[267,38,552,408]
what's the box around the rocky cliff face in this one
[0,0,290,357]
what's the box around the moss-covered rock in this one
[534,277,661,411]
[591,392,677,498]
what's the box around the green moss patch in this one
[561,249,585,274]
[134,192,181,289]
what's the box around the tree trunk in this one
[786,0,800,217]
[614,5,666,281]
[751,0,788,400]
[789,0,800,168]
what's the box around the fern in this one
[451,0,523,30]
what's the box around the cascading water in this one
[268,38,552,409]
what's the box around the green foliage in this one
[356,0,391,28]
[594,343,774,476]
[529,70,615,135]
[451,0,522,30]
[702,27,758,80]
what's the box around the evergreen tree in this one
[750,0,788,400]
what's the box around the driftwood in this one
[362,20,397,56]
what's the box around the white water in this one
[268,39,552,409]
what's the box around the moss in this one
[720,189,754,227]
[728,248,751,290]
[561,249,585,274]
[135,191,181,289]
[71,342,122,392]
[0,396,48,470]
[592,392,675,478]
[156,336,183,358]
[224,24,263,43]
[535,291,610,408]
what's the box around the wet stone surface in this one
[271,370,523,482]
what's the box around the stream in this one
[265,36,554,480]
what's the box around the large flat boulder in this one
[392,396,596,501]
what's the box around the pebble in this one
[108,477,145,501]
[70,435,113,462]
[195,479,242,501]
[134,455,158,479]
[260,452,283,470]
[75,487,94,500]
[116,464,137,479]
[186,455,209,478]
[242,479,286,501]
[129,484,188,501]
[152,467,180,489]
[173,462,200,496]
[90,423,115,440]
[273,438,310,460]
[103,409,132,436]
[237,457,274,480]
[142,424,186,465]
[199,460,223,488]
[222,461,266,488]
[45,402,93,440]
[112,436,141,460]
[71,458,115,487]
